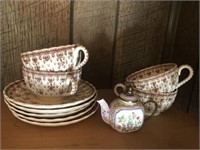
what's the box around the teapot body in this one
[109,98,145,133]
[97,84,157,133]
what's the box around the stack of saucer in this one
[3,44,98,127]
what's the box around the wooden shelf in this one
[1,90,199,149]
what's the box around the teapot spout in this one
[97,99,110,125]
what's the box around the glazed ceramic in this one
[132,87,177,116]
[97,85,157,133]
[114,83,178,116]
[126,63,193,93]
[22,67,82,96]
[10,103,98,127]
[21,44,89,71]
[3,80,96,109]
[4,94,97,118]
[5,94,96,114]
[6,100,96,122]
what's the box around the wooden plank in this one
[73,0,117,88]
[1,0,70,90]
[162,1,182,62]
[171,1,199,112]
[113,1,171,86]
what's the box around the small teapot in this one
[97,83,158,133]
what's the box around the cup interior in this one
[126,63,177,82]
[21,44,75,57]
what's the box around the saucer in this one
[3,80,96,109]
[9,101,96,122]
[11,102,98,127]
[5,94,97,117]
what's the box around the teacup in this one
[114,83,178,116]
[126,63,193,93]
[21,44,89,71]
[132,87,178,116]
[22,67,82,97]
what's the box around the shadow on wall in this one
[112,14,167,87]
[80,30,114,89]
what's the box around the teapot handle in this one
[114,83,126,96]
[143,100,158,119]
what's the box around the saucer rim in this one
[11,103,99,127]
[4,94,96,114]
[9,101,97,123]
[3,79,96,109]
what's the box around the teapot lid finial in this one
[120,85,137,102]
[126,85,133,95]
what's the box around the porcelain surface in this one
[126,63,193,93]
[98,98,146,133]
[4,93,97,114]
[132,87,178,116]
[10,103,98,127]
[114,108,144,133]
[110,99,145,133]
[8,101,96,122]
[23,67,82,96]
[21,44,89,71]
[4,95,96,118]
[3,80,96,109]
[97,86,157,133]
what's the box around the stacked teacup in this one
[115,63,194,116]
[21,44,88,97]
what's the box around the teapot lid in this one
[119,86,138,102]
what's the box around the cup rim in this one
[22,66,82,75]
[126,63,177,83]
[21,44,76,57]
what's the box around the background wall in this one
[1,0,199,117]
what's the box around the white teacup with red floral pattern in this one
[114,83,178,116]
[22,67,82,97]
[21,44,89,71]
[126,63,193,93]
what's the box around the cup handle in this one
[67,76,77,95]
[74,45,89,70]
[143,100,158,119]
[114,83,126,97]
[177,64,194,89]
